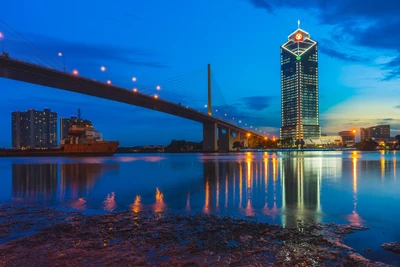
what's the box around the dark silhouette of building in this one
[360,125,390,141]
[338,130,356,146]
[60,109,92,140]
[280,21,320,141]
[12,108,57,148]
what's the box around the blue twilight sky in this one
[1,0,400,147]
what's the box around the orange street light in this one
[352,130,356,134]
[72,69,78,76]
[247,133,251,137]
[272,136,276,141]
[133,88,138,92]
[154,94,158,99]
[106,80,111,84]
[264,137,268,140]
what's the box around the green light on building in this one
[296,55,301,61]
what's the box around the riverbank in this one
[0,205,392,266]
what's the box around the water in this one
[0,151,399,264]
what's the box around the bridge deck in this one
[0,56,263,138]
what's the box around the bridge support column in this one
[242,132,249,148]
[203,123,217,152]
[218,127,230,152]
[230,131,241,151]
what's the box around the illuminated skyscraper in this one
[280,22,320,141]
[12,108,57,148]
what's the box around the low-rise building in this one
[360,125,390,141]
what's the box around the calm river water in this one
[0,151,399,264]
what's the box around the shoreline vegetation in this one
[0,205,394,266]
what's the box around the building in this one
[360,125,390,141]
[12,108,57,148]
[304,135,342,147]
[60,109,92,140]
[338,130,356,146]
[280,21,321,142]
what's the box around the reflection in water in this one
[103,192,117,212]
[347,157,363,226]
[12,164,58,203]
[154,188,166,213]
[12,163,119,208]
[131,195,141,213]
[202,152,324,226]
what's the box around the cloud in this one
[235,96,273,111]
[20,33,168,70]
[246,0,400,79]
[248,0,274,13]
[318,46,366,62]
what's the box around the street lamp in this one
[72,69,78,76]
[58,52,65,72]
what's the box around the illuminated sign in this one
[294,31,303,42]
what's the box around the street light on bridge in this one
[72,69,78,76]
[133,88,138,92]
[154,94,158,99]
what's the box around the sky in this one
[1,0,400,147]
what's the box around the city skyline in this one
[1,1,400,146]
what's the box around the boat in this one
[0,123,119,157]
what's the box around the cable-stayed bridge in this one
[0,21,268,151]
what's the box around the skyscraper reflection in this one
[202,153,323,226]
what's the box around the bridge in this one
[0,55,267,151]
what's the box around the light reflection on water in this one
[0,152,399,260]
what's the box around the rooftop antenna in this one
[298,20,300,29]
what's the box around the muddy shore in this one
[0,205,393,266]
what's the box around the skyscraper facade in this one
[280,22,321,141]
[12,108,57,148]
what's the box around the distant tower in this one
[78,108,81,120]
[280,21,321,141]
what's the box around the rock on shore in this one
[0,205,392,266]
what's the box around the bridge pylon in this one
[208,64,212,116]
